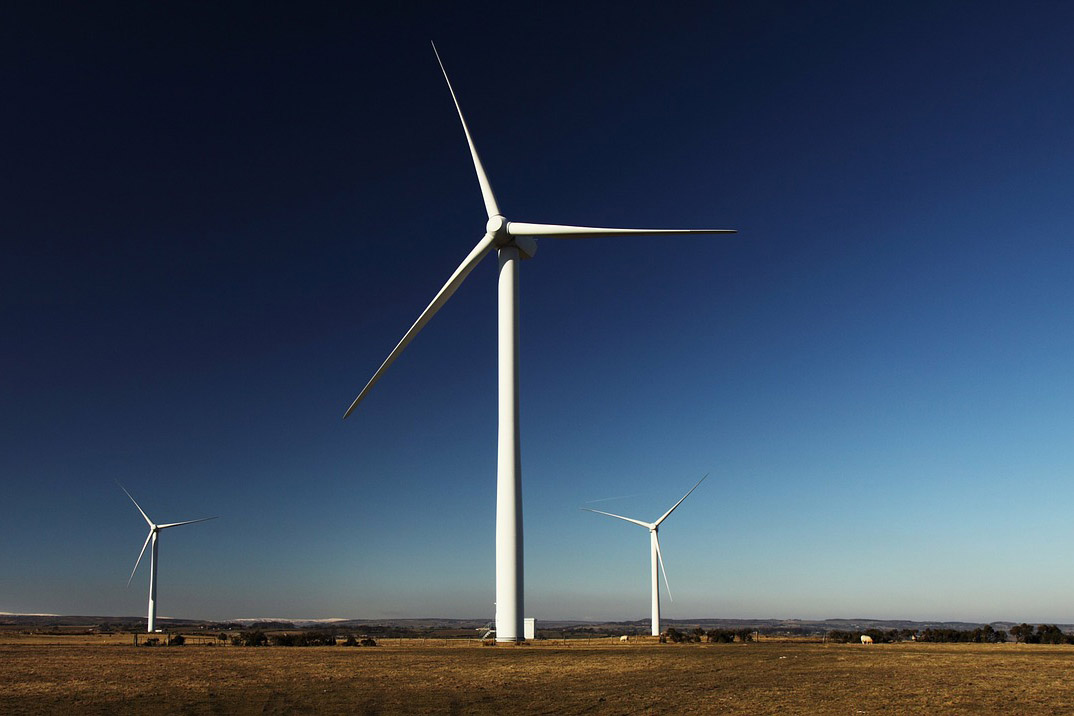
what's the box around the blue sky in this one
[3,2,1074,624]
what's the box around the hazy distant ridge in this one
[3,613,1070,633]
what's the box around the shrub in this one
[268,631,339,647]
[310,631,337,646]
[238,630,267,647]
[1010,624,1035,643]
[706,629,753,643]
[1035,625,1073,645]
[707,630,734,644]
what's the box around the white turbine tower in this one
[120,484,217,633]
[584,474,708,636]
[344,45,735,643]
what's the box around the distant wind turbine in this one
[584,474,708,636]
[343,44,736,642]
[120,484,217,633]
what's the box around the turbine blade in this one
[654,473,709,527]
[117,482,154,528]
[508,222,736,239]
[581,508,652,530]
[127,530,152,587]
[654,531,673,602]
[431,42,500,219]
[344,232,497,418]
[157,516,218,529]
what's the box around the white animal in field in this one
[860,635,873,644]
[620,635,629,642]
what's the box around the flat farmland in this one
[3,638,1074,714]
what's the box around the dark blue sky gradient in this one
[4,2,1074,622]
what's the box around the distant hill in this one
[3,612,1071,634]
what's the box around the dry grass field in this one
[3,635,1074,714]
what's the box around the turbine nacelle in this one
[506,232,538,260]
[487,215,538,259]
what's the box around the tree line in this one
[916,625,1007,643]
[827,627,1006,643]
[229,630,377,647]
[1009,624,1074,644]
[664,627,754,643]
[824,624,1074,644]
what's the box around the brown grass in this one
[3,638,1074,714]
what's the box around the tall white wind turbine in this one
[344,45,735,642]
[120,484,217,633]
[584,474,708,636]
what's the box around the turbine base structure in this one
[495,245,524,642]
[650,530,660,637]
[148,532,158,633]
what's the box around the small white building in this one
[524,618,535,640]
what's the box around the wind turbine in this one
[583,474,708,636]
[120,484,217,633]
[343,44,736,642]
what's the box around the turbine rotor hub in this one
[486,214,508,241]
[487,215,537,260]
